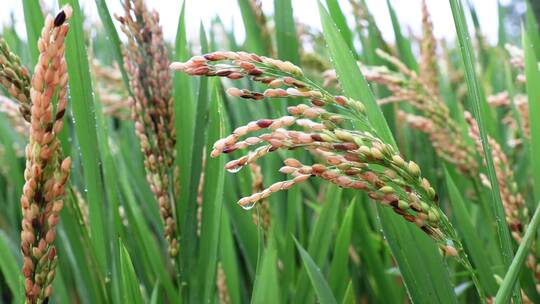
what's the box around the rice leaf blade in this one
[524,24,540,202]
[60,0,109,274]
[119,240,144,304]
[319,3,457,303]
[294,237,337,304]
[22,0,43,66]
[197,80,226,303]
[0,232,24,304]
[274,0,300,64]
[444,169,498,295]
[448,0,519,301]
[495,203,540,303]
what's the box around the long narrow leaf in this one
[60,0,109,274]
[319,3,457,303]
[524,27,540,201]
[448,1,519,301]
[495,203,540,303]
[294,237,337,304]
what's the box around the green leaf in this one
[0,232,23,303]
[274,0,300,64]
[319,3,457,303]
[115,153,180,302]
[341,281,355,304]
[59,0,109,274]
[353,196,402,303]
[181,25,210,292]
[328,200,354,301]
[119,240,144,304]
[524,26,540,202]
[525,0,540,58]
[497,1,507,48]
[294,237,337,304]
[59,192,109,303]
[22,0,43,66]
[196,80,226,303]
[318,2,393,145]
[324,0,353,51]
[448,0,519,301]
[294,185,342,303]
[444,169,498,295]
[385,0,418,71]
[495,203,540,303]
[93,0,131,90]
[251,236,280,304]
[174,2,196,254]
[237,0,270,55]
[218,210,243,304]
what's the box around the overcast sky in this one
[1,0,512,46]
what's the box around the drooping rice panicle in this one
[20,7,72,303]
[465,112,527,241]
[171,51,470,258]
[323,50,478,175]
[465,111,539,291]
[419,0,439,96]
[0,37,32,121]
[116,0,178,259]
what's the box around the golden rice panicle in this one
[20,6,72,304]
[171,52,463,257]
[0,37,32,121]
[419,0,439,96]
[116,0,178,259]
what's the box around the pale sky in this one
[0,0,513,46]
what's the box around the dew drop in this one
[240,201,256,210]
[226,166,243,173]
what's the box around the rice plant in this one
[0,0,539,303]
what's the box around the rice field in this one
[0,0,540,303]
